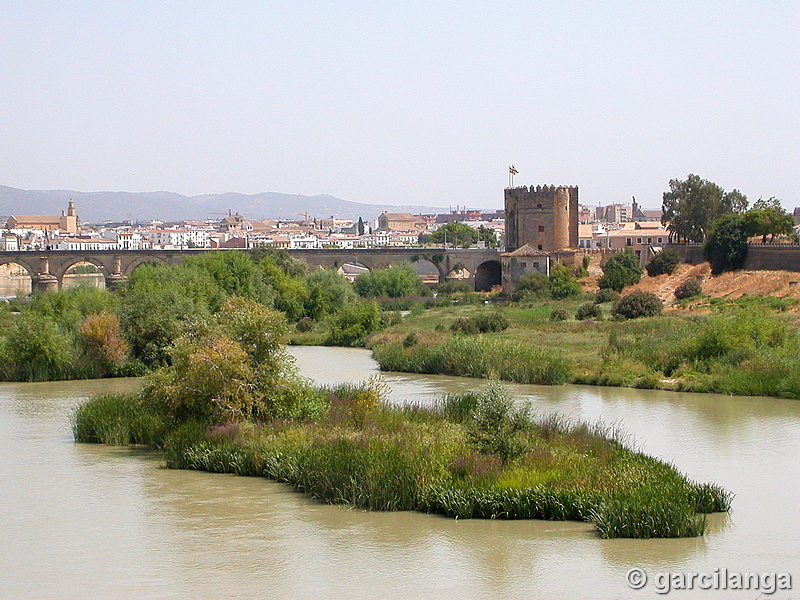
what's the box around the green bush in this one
[675,279,702,300]
[645,249,680,277]
[72,393,166,446]
[599,250,643,292]
[402,333,418,348]
[0,311,76,381]
[450,317,480,335]
[548,262,582,299]
[450,313,509,334]
[437,280,471,295]
[549,308,568,321]
[612,291,663,319]
[576,302,602,321]
[463,383,532,463]
[295,316,315,332]
[354,264,424,298]
[472,312,510,333]
[326,301,381,346]
[594,289,620,304]
[512,272,550,301]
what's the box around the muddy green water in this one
[1,346,798,599]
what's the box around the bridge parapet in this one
[0,247,504,292]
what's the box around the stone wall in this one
[666,243,800,272]
[744,245,800,271]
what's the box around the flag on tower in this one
[509,165,518,175]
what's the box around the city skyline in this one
[1,2,797,210]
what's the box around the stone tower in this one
[504,185,578,252]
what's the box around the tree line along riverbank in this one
[72,298,731,539]
[2,248,800,400]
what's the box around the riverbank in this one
[363,296,800,399]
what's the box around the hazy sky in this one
[1,1,798,210]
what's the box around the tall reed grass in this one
[72,393,166,446]
[371,336,571,385]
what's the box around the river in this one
[0,346,798,599]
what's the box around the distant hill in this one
[0,185,455,223]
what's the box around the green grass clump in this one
[72,393,166,446]
[590,496,705,539]
[371,336,571,385]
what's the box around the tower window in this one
[537,244,543,250]
[537,203,542,209]
[538,226,545,232]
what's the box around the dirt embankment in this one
[583,258,800,304]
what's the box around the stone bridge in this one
[0,248,503,293]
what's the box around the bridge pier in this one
[104,256,126,290]
[32,256,59,294]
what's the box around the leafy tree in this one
[183,251,274,305]
[354,264,424,298]
[326,301,381,346]
[28,286,118,329]
[141,297,322,424]
[548,261,581,299]
[357,217,365,236]
[0,311,76,381]
[661,174,747,242]
[645,249,680,277]
[77,312,130,375]
[598,250,643,292]
[258,257,308,320]
[248,247,307,277]
[303,269,356,319]
[430,223,481,248]
[743,197,794,243]
[476,225,498,247]
[703,213,749,274]
[119,263,224,365]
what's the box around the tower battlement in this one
[504,185,578,253]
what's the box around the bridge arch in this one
[59,258,108,289]
[474,260,502,292]
[0,259,34,297]
[338,261,370,282]
[122,255,171,277]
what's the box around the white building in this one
[288,233,321,250]
[53,237,120,251]
[146,228,211,249]
[1,233,19,251]
[101,229,153,250]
